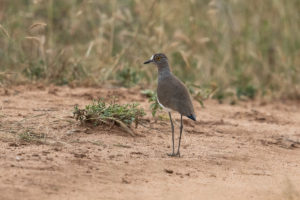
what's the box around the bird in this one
[144,53,196,157]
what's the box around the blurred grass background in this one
[0,0,299,100]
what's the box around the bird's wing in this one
[157,75,195,117]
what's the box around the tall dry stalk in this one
[0,0,299,98]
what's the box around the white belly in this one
[157,98,172,112]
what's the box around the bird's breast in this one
[157,97,172,112]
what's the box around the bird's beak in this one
[144,59,153,64]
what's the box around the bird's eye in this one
[156,56,161,61]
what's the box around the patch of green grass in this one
[213,89,236,104]
[90,140,107,148]
[73,99,145,136]
[23,60,46,80]
[236,85,257,100]
[116,67,141,88]
[18,131,46,144]
[186,82,218,107]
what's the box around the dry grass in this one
[18,130,46,145]
[0,0,299,100]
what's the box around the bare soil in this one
[0,85,300,200]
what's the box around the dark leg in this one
[176,115,183,157]
[167,112,175,157]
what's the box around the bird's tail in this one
[187,114,196,121]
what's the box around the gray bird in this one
[144,53,196,157]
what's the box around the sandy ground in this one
[0,85,300,200]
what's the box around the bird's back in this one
[157,74,196,119]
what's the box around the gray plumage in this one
[157,65,196,120]
[144,53,196,157]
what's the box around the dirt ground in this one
[0,85,300,200]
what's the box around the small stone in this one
[164,169,173,174]
[9,143,19,147]
[53,147,61,151]
[122,178,130,184]
[46,157,54,161]
[42,151,50,155]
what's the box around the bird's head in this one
[144,53,168,66]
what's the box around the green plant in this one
[73,99,145,136]
[116,67,141,88]
[141,89,162,118]
[18,131,46,144]
[213,89,235,104]
[186,82,218,107]
[236,85,257,100]
[23,60,46,80]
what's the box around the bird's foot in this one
[167,152,180,157]
[167,152,176,157]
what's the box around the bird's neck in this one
[157,64,171,81]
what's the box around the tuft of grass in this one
[73,99,145,136]
[186,82,218,108]
[113,143,131,148]
[23,60,46,80]
[213,89,235,104]
[18,131,46,144]
[236,85,257,100]
[116,67,141,88]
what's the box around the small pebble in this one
[164,169,173,174]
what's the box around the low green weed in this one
[141,89,162,118]
[73,99,145,136]
[18,131,46,144]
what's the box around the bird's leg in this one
[175,115,183,157]
[167,112,176,157]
